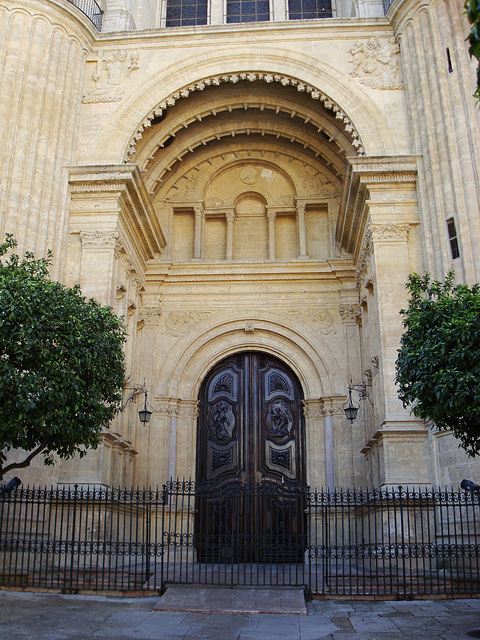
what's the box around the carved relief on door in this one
[197,352,305,485]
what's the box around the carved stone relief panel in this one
[349,38,404,90]
[83,50,140,103]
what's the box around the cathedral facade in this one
[1,0,479,491]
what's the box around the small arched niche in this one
[233,192,268,261]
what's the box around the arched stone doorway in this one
[195,351,306,562]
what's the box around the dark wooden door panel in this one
[196,352,305,562]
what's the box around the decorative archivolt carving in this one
[369,223,410,241]
[349,38,404,90]
[79,231,119,248]
[289,309,336,335]
[206,197,225,207]
[83,50,140,103]
[124,73,365,160]
[339,303,362,323]
[165,310,210,336]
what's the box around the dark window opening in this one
[226,0,270,23]
[447,218,460,260]
[166,0,208,27]
[288,0,332,20]
[446,48,453,73]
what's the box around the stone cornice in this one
[68,164,166,262]
[349,155,420,185]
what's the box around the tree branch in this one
[0,441,48,481]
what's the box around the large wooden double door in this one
[195,352,306,562]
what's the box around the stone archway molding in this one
[154,310,342,401]
[124,71,365,162]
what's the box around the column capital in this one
[79,230,119,248]
[302,399,323,419]
[368,222,410,242]
[321,396,348,416]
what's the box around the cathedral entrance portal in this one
[195,352,306,562]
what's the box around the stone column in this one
[296,202,308,259]
[176,400,199,480]
[79,231,118,305]
[0,1,90,278]
[167,400,179,481]
[320,397,350,488]
[393,0,480,282]
[267,210,276,260]
[193,205,203,260]
[272,0,287,20]
[350,157,429,487]
[303,399,325,489]
[226,210,235,261]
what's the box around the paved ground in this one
[1,589,480,640]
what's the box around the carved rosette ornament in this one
[349,38,404,90]
[124,73,364,160]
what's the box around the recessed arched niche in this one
[233,192,268,261]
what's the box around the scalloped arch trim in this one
[124,71,365,161]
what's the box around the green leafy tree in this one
[466,0,480,101]
[0,235,126,480]
[395,271,480,456]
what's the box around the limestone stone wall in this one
[0,0,94,278]
[2,0,480,491]
[392,0,480,283]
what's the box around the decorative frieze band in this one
[369,223,410,242]
[79,231,119,248]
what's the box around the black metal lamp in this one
[343,379,373,423]
[343,387,360,423]
[122,384,152,424]
[138,390,152,424]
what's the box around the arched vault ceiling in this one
[127,76,363,164]
[134,82,354,198]
[152,140,343,204]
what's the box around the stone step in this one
[152,585,307,615]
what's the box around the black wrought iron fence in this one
[65,0,103,30]
[1,481,479,597]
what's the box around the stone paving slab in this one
[1,589,480,640]
[152,585,308,614]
